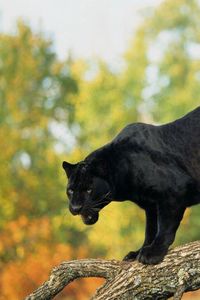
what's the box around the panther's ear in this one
[62,161,76,178]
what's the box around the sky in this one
[0,0,162,64]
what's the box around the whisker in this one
[92,200,110,208]
[92,191,112,204]
[92,202,111,212]
[92,208,101,212]
[82,191,112,213]
[103,191,112,198]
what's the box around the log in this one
[25,241,200,300]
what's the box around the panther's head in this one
[62,160,112,225]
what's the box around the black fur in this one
[63,107,200,264]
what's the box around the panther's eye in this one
[68,188,74,195]
[87,189,92,194]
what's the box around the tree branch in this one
[25,241,200,300]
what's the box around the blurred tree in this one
[142,0,200,121]
[0,21,78,224]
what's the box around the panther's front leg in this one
[123,205,157,261]
[137,203,185,264]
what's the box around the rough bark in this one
[25,241,200,300]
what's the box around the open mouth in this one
[81,212,99,225]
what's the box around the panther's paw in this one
[122,250,140,261]
[137,246,167,265]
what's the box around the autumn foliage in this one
[0,216,103,299]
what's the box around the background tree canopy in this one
[0,0,200,299]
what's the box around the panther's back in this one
[161,107,200,181]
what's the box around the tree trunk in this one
[25,241,200,300]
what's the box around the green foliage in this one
[143,0,200,121]
[0,21,78,224]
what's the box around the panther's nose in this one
[69,204,83,215]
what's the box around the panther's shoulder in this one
[112,122,159,145]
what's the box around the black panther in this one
[62,107,200,264]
